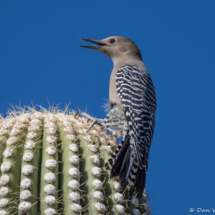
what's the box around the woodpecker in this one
[80,36,156,199]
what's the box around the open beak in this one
[79,38,107,50]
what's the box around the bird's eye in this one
[110,38,115,43]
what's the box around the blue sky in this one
[1,1,215,214]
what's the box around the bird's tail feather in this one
[127,162,146,199]
[110,138,130,178]
[121,155,146,199]
[135,165,146,197]
[104,132,129,171]
[118,144,133,191]
[104,135,147,199]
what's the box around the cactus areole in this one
[0,108,150,215]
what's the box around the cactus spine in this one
[0,108,151,215]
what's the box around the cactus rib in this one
[0,108,151,215]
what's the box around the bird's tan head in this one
[80,36,142,63]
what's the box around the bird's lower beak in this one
[79,38,107,50]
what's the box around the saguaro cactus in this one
[0,108,151,215]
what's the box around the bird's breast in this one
[109,68,122,110]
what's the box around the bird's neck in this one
[112,56,144,69]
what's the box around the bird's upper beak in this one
[79,38,107,50]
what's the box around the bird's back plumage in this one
[105,64,156,198]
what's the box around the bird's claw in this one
[81,113,105,132]
[85,119,98,133]
[81,113,95,121]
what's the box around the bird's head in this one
[80,36,142,63]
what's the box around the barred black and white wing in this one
[104,64,156,198]
[117,65,156,197]
[117,64,156,167]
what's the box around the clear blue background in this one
[0,1,215,214]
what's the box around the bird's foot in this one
[81,113,105,132]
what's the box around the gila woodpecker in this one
[80,36,156,199]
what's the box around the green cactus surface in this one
[0,108,151,215]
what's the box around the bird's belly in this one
[104,102,127,137]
